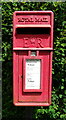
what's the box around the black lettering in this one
[35,17,39,22]
[18,17,24,22]
[42,17,48,22]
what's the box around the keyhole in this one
[31,51,36,56]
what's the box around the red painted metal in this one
[13,11,54,106]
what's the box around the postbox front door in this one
[13,11,54,106]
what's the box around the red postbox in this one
[13,11,54,106]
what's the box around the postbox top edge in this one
[13,11,53,15]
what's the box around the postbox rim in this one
[13,11,54,15]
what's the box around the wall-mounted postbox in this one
[13,11,54,106]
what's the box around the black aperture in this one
[16,27,50,34]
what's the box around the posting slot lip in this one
[16,24,51,28]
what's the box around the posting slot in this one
[16,27,50,35]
